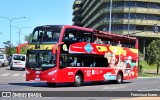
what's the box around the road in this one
[0,66,160,100]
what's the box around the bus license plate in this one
[35,78,40,81]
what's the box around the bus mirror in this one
[52,45,56,55]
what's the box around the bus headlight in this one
[25,69,30,74]
[48,70,57,75]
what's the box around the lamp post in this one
[127,0,131,36]
[0,16,26,45]
[11,26,31,44]
[109,0,112,33]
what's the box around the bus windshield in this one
[26,51,56,71]
[30,26,62,44]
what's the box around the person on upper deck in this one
[53,33,59,42]
[117,41,122,47]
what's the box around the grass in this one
[138,60,160,77]
[139,60,157,69]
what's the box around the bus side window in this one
[63,33,69,40]
[60,54,68,68]
[90,58,96,67]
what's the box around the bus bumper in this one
[26,74,57,82]
[25,69,58,82]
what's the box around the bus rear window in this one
[13,55,25,61]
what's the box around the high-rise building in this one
[73,0,160,57]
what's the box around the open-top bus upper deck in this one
[29,25,137,48]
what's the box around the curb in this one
[138,77,160,78]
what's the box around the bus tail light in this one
[48,70,57,75]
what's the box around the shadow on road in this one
[8,82,74,88]
[6,68,24,71]
[8,81,133,88]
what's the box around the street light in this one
[109,0,112,33]
[11,26,31,44]
[0,16,26,45]
[127,0,131,36]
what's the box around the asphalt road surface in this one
[0,66,160,100]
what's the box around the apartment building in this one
[73,0,160,56]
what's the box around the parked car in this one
[0,54,9,67]
[10,54,26,70]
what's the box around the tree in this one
[146,39,160,74]
[25,33,32,42]
[3,41,16,57]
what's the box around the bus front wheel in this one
[73,74,83,87]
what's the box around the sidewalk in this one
[142,69,157,74]
[138,69,160,78]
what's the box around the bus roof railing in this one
[93,31,137,42]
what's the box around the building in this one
[72,0,160,57]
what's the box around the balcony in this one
[73,7,82,15]
[72,14,82,21]
[122,19,160,26]
[81,0,96,18]
[98,19,160,26]
[74,20,81,26]
[107,7,160,15]
[111,0,160,3]
[84,8,107,27]
[73,0,82,9]
[113,30,160,38]
[81,0,90,10]
[82,0,108,24]
[92,18,160,31]
[82,1,102,24]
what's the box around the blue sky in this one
[0,0,74,47]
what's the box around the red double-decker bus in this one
[22,25,138,87]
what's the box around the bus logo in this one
[84,43,93,53]
[35,45,40,49]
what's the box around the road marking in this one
[103,86,126,89]
[12,73,21,76]
[138,89,160,91]
[0,73,10,76]
[0,73,25,77]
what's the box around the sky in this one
[0,0,74,48]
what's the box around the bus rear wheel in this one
[73,74,83,87]
[116,72,123,84]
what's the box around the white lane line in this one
[12,73,21,76]
[138,89,160,91]
[103,86,126,89]
[0,73,10,76]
